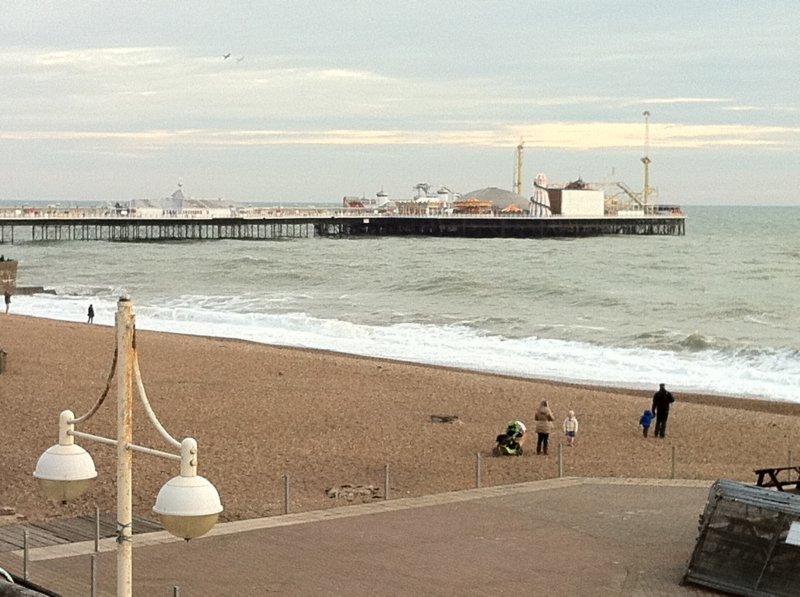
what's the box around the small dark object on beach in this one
[430,415,460,424]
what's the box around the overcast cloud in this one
[1,1,798,204]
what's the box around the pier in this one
[0,208,685,243]
[316,213,684,238]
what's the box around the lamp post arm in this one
[69,430,182,462]
[129,443,182,462]
[71,347,118,425]
[133,352,181,450]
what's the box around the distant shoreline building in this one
[343,178,608,218]
[453,187,527,215]
[128,184,239,218]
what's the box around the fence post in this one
[789,449,793,482]
[90,554,96,597]
[95,506,100,552]
[384,464,390,500]
[671,446,676,479]
[283,474,290,515]
[475,453,481,488]
[558,442,564,478]
[174,587,181,597]
[23,529,28,580]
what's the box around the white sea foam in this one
[11,292,800,404]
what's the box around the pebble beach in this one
[1,313,798,525]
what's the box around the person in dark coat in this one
[87,304,95,323]
[651,383,675,438]
[4,291,10,314]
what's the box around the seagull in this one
[223,53,231,60]
[236,56,244,63]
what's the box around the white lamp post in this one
[33,296,222,597]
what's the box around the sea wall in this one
[0,260,16,293]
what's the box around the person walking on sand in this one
[534,400,555,455]
[563,410,578,447]
[639,409,654,438]
[652,383,675,438]
[4,291,10,314]
[87,304,94,324]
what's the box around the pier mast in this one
[514,139,524,196]
[641,111,652,208]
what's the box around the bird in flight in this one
[223,53,231,60]
[236,56,245,63]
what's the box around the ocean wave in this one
[9,293,800,403]
[630,329,734,353]
[51,284,121,298]
[565,295,625,308]
[711,305,770,320]
[679,332,713,351]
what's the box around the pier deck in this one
[0,210,685,243]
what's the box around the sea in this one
[3,205,799,403]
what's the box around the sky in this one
[1,1,798,205]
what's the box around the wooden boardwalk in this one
[0,513,162,552]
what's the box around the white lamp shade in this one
[33,443,97,502]
[153,475,223,539]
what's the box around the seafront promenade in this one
[0,205,685,242]
[0,478,717,596]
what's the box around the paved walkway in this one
[0,478,722,596]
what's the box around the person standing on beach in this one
[534,400,555,455]
[4,291,10,314]
[639,409,654,438]
[87,304,95,323]
[651,383,675,438]
[562,410,578,447]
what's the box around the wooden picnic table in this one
[754,466,800,491]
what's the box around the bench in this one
[754,466,800,491]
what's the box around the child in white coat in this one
[563,410,579,447]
